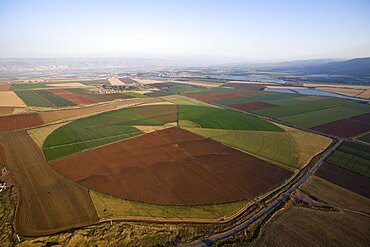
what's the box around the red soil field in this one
[188,91,262,102]
[150,83,173,89]
[48,89,95,105]
[312,113,370,137]
[0,113,43,132]
[50,127,291,205]
[229,102,277,112]
[315,162,370,198]
[0,83,11,91]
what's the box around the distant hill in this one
[261,57,370,76]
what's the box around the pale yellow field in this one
[265,86,304,90]
[357,89,370,98]
[132,79,165,84]
[0,91,26,107]
[133,124,175,133]
[28,122,70,148]
[161,95,218,107]
[277,124,332,167]
[46,83,89,88]
[186,124,331,171]
[301,176,370,213]
[108,77,125,86]
[172,80,220,88]
[304,83,370,89]
[90,190,248,221]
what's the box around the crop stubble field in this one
[0,131,98,236]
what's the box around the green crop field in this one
[43,105,177,161]
[342,102,370,112]
[34,90,76,107]
[15,90,55,107]
[10,83,51,90]
[146,83,204,97]
[253,98,352,118]
[326,141,370,178]
[278,106,364,128]
[179,105,283,131]
[326,151,370,178]
[337,141,370,160]
[187,128,297,171]
[214,92,302,105]
[128,104,178,124]
[358,133,370,144]
[122,92,149,98]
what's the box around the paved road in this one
[182,140,343,247]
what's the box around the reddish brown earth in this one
[0,131,98,236]
[312,113,370,137]
[188,91,262,102]
[229,102,277,112]
[50,127,291,205]
[150,83,173,89]
[0,113,44,132]
[315,162,370,198]
[48,89,96,105]
[0,83,11,91]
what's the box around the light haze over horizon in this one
[1,0,370,64]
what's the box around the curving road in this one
[182,139,343,247]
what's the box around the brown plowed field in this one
[229,102,277,112]
[315,162,370,198]
[0,131,98,236]
[312,113,370,137]
[188,91,262,102]
[0,83,11,91]
[48,89,95,105]
[0,113,44,132]
[50,127,291,205]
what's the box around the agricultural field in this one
[358,132,370,143]
[187,125,331,171]
[325,141,370,177]
[179,105,283,131]
[0,113,44,132]
[50,127,292,205]
[10,83,52,90]
[90,190,248,220]
[255,206,370,247]
[34,90,76,107]
[15,90,55,107]
[43,104,178,161]
[302,176,370,213]
[0,131,98,236]
[48,88,96,105]
[0,83,11,91]
[146,82,205,97]
[0,91,26,107]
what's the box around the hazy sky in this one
[1,0,370,62]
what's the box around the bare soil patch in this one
[315,162,370,198]
[0,131,98,236]
[312,112,370,137]
[50,127,291,205]
[48,88,95,105]
[0,83,11,91]
[0,113,44,132]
